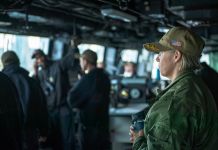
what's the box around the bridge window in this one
[0,33,49,73]
[121,49,138,63]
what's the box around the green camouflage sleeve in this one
[133,136,147,150]
[133,96,194,150]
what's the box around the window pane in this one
[121,49,138,63]
[0,33,49,74]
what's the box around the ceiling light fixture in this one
[157,26,170,33]
[101,8,137,22]
[0,21,12,26]
[8,12,47,23]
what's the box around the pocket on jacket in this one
[147,133,171,150]
[148,121,171,142]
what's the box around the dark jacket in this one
[36,60,70,111]
[35,50,79,150]
[60,47,81,88]
[36,47,80,111]
[196,62,218,109]
[2,64,48,136]
[37,60,61,111]
[0,72,23,150]
[67,68,111,150]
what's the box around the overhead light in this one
[8,12,47,23]
[101,8,137,22]
[79,25,93,31]
[157,27,170,33]
[149,14,165,19]
[8,12,65,27]
[0,21,11,26]
[111,25,117,31]
[186,20,202,26]
[94,30,113,38]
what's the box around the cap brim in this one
[31,53,41,59]
[31,54,36,59]
[143,42,171,53]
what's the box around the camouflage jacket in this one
[133,71,218,150]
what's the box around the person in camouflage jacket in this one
[130,27,218,150]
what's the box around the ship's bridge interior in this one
[0,0,218,149]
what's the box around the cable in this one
[8,0,24,8]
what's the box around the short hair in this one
[124,62,136,68]
[180,51,201,71]
[1,51,20,67]
[81,49,97,66]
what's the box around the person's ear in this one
[174,50,182,62]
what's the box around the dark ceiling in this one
[0,0,218,50]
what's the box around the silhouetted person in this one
[196,62,218,109]
[1,51,48,150]
[130,27,218,150]
[32,42,80,150]
[65,35,82,87]
[68,49,111,150]
[0,72,23,150]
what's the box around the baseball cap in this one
[31,49,46,59]
[1,51,20,66]
[144,26,205,56]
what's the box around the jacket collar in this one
[2,64,29,76]
[157,70,194,97]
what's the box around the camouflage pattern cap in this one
[144,26,205,56]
